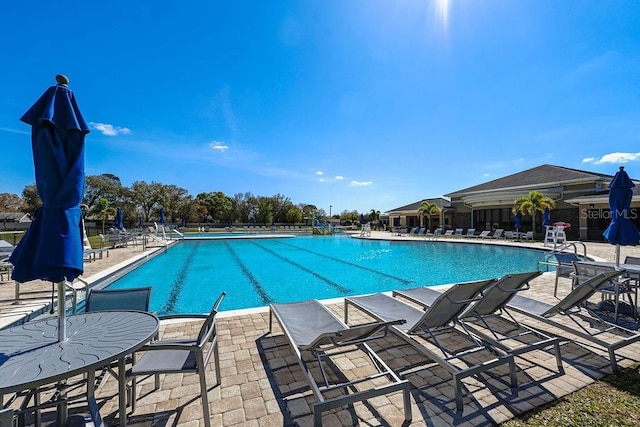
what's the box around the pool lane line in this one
[272,240,413,285]
[159,241,200,315]
[224,241,274,305]
[249,240,352,294]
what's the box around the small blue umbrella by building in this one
[603,166,640,265]
[9,75,89,341]
[514,212,522,230]
[542,207,551,227]
[138,216,143,228]
[181,217,187,228]
[159,208,166,224]
[115,207,124,230]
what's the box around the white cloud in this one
[350,180,373,186]
[335,175,344,180]
[318,178,326,182]
[483,173,490,177]
[210,141,229,152]
[90,122,131,136]
[583,152,640,164]
[316,170,324,175]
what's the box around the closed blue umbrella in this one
[9,75,89,341]
[514,212,522,230]
[603,166,640,265]
[542,207,551,227]
[360,213,366,224]
[159,208,165,224]
[115,207,124,230]
[138,216,143,228]
[181,217,187,228]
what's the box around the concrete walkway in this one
[2,232,640,426]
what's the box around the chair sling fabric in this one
[451,272,565,373]
[127,291,225,427]
[345,279,518,412]
[269,299,412,427]
[507,271,640,372]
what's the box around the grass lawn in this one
[503,364,640,426]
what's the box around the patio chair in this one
[477,230,492,239]
[269,299,412,426]
[85,287,152,313]
[624,256,640,265]
[553,252,582,297]
[345,279,518,412]
[393,272,564,374]
[0,239,15,257]
[490,229,504,239]
[572,262,637,323]
[127,291,225,427]
[444,229,454,236]
[458,272,565,373]
[506,270,640,372]
[453,228,463,237]
[83,287,153,386]
[426,227,443,240]
[464,228,476,238]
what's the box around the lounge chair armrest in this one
[330,319,406,347]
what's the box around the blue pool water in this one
[106,235,545,314]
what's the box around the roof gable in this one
[386,198,452,213]
[445,164,613,197]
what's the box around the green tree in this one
[83,174,123,214]
[130,181,165,222]
[21,184,42,217]
[196,192,233,223]
[92,198,117,234]
[512,190,556,233]
[417,200,441,231]
[285,207,303,224]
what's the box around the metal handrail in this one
[536,241,588,272]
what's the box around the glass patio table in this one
[0,310,159,426]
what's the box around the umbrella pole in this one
[615,245,621,267]
[57,280,67,341]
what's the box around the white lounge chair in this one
[477,230,492,239]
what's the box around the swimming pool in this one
[106,235,546,314]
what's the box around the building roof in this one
[386,198,452,214]
[0,212,31,222]
[565,184,640,204]
[445,164,614,197]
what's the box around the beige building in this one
[386,164,640,241]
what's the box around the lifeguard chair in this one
[544,222,570,248]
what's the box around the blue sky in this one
[1,1,639,214]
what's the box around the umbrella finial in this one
[55,74,69,87]
[619,166,625,172]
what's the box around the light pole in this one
[329,205,332,218]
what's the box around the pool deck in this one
[2,232,640,426]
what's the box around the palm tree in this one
[417,200,441,232]
[512,191,556,234]
[92,198,117,235]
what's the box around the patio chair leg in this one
[199,369,211,427]
[213,339,221,386]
